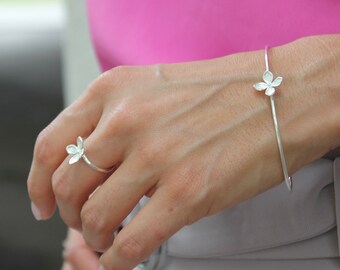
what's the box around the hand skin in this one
[61,228,100,270]
[27,34,340,270]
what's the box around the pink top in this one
[87,0,340,71]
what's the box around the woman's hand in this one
[61,228,100,270]
[28,35,340,270]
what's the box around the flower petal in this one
[66,144,78,155]
[253,82,268,91]
[271,76,283,87]
[77,136,84,149]
[69,152,82,164]
[265,86,275,96]
[263,71,273,84]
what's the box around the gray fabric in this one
[166,158,337,259]
[135,157,340,269]
[334,158,340,257]
[161,256,340,270]
[224,227,338,259]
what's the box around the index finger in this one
[64,229,100,270]
[27,90,102,220]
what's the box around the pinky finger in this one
[66,247,100,270]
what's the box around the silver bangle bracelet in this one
[253,46,292,191]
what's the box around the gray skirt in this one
[132,157,340,270]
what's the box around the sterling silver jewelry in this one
[66,136,114,173]
[253,46,292,191]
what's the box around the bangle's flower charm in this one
[66,136,84,164]
[253,70,283,96]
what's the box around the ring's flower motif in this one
[66,136,84,164]
[253,70,283,96]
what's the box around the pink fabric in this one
[87,0,340,71]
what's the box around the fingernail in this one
[99,265,106,270]
[31,201,42,220]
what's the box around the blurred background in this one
[0,0,100,269]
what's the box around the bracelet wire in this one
[264,46,292,191]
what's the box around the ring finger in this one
[52,125,127,230]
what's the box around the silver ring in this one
[66,136,114,173]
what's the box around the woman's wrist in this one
[270,35,340,175]
[213,34,340,189]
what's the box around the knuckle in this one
[87,65,141,101]
[51,168,71,202]
[134,140,166,169]
[27,178,49,201]
[85,68,125,100]
[34,127,54,164]
[64,216,81,231]
[91,66,131,95]
[59,211,81,231]
[164,165,210,225]
[167,165,202,202]
[104,99,143,135]
[110,65,131,78]
[167,185,190,204]
[80,203,106,235]
[114,234,145,261]
[110,65,153,82]
[108,99,135,125]
[86,79,109,99]
[109,65,138,84]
